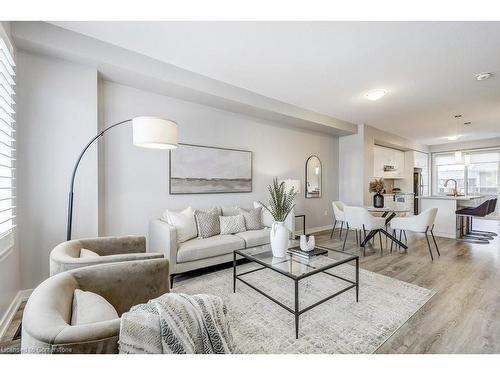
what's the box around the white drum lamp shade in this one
[132,116,178,149]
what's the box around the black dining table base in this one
[359,211,408,250]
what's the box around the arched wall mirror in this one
[305,155,322,198]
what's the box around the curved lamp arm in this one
[66,119,132,240]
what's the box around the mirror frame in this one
[305,155,322,199]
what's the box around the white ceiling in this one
[52,21,500,145]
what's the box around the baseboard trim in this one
[0,289,32,340]
[294,224,332,236]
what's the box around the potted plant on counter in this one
[260,178,297,257]
[369,178,385,208]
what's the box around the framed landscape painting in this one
[169,143,252,194]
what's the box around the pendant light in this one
[453,115,462,162]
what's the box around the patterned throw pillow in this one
[219,214,246,235]
[239,207,263,230]
[194,208,221,238]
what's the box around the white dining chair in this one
[343,206,386,256]
[330,201,347,239]
[390,208,440,260]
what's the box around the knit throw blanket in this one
[119,293,235,354]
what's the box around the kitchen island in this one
[417,195,485,238]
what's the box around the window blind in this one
[0,37,15,239]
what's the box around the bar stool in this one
[455,200,492,243]
[468,198,497,238]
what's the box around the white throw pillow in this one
[254,201,274,227]
[79,249,100,258]
[162,207,197,243]
[71,289,119,326]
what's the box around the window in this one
[432,148,500,215]
[0,37,15,250]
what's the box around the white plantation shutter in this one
[0,37,15,241]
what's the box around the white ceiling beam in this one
[11,21,357,136]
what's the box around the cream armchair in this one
[49,235,164,276]
[21,258,170,354]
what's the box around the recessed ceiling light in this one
[365,89,387,101]
[476,72,494,81]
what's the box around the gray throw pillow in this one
[220,214,246,235]
[239,207,263,230]
[194,208,221,238]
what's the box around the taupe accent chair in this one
[50,235,163,276]
[21,258,170,354]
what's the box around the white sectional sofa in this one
[148,206,294,283]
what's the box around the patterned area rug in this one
[173,263,434,354]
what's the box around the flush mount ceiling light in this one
[476,72,494,81]
[365,89,387,101]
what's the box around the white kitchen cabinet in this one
[414,151,428,170]
[374,145,405,178]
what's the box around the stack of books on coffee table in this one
[287,246,328,259]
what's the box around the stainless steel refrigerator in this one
[413,168,423,215]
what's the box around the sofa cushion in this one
[221,206,239,216]
[194,208,221,239]
[71,289,119,326]
[253,201,274,228]
[162,207,197,243]
[220,214,246,235]
[239,207,263,230]
[177,235,245,263]
[234,228,271,248]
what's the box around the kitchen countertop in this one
[383,192,414,195]
[416,195,483,201]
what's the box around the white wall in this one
[0,21,21,326]
[99,81,339,236]
[339,129,364,206]
[16,51,98,289]
[339,124,429,206]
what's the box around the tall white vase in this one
[270,221,289,257]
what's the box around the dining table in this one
[360,206,411,249]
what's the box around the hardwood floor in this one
[316,219,500,353]
[2,220,499,354]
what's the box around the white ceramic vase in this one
[270,221,289,257]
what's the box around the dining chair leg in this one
[341,224,349,252]
[362,225,367,257]
[330,220,337,239]
[390,229,395,253]
[339,222,344,239]
[378,231,383,256]
[398,230,403,251]
[355,229,359,246]
[403,230,407,244]
[425,226,434,261]
[431,225,440,257]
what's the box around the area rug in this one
[173,263,434,354]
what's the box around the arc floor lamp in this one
[66,116,178,240]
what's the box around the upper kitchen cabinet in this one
[374,145,405,179]
[414,150,428,170]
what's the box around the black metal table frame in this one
[358,211,408,250]
[233,247,359,339]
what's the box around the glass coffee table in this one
[233,243,359,339]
